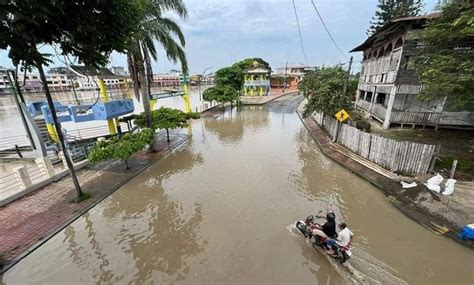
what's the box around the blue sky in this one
[0,0,439,74]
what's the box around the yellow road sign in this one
[335,109,350,122]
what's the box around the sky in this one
[0,0,439,74]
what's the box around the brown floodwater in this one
[3,97,473,284]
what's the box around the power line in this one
[309,0,348,59]
[292,0,309,65]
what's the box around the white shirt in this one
[337,227,353,247]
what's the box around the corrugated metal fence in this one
[317,112,436,175]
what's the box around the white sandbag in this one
[442,179,457,196]
[424,174,443,193]
[401,181,417,188]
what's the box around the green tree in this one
[367,0,423,35]
[415,1,474,111]
[213,58,271,92]
[134,107,199,141]
[1,0,141,199]
[300,66,352,116]
[89,129,155,169]
[215,66,243,90]
[127,0,188,128]
[202,85,239,106]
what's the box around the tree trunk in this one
[37,63,84,198]
[124,159,129,170]
[166,128,170,142]
[144,48,154,99]
[136,47,152,129]
[127,53,140,101]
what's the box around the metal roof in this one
[350,13,440,52]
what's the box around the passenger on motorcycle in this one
[326,222,353,255]
[311,210,337,239]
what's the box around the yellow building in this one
[243,62,270,96]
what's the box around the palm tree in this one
[128,0,189,128]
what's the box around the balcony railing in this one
[356,100,441,126]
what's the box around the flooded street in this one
[3,96,473,284]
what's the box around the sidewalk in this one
[296,102,473,248]
[0,133,190,272]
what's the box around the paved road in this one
[264,93,304,113]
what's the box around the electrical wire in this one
[309,0,348,59]
[52,45,101,110]
[292,0,309,65]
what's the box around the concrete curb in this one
[0,135,191,274]
[295,101,472,249]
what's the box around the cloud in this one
[0,0,440,74]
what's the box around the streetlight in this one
[199,66,212,101]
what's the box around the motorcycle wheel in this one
[336,248,347,263]
[296,222,309,238]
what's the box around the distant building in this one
[18,73,71,92]
[111,66,126,75]
[152,71,181,87]
[68,65,130,90]
[270,64,312,92]
[350,14,473,129]
[243,61,271,96]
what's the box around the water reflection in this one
[101,146,205,283]
[204,107,269,144]
[64,214,117,283]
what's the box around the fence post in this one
[14,166,32,189]
[35,157,56,178]
[450,160,458,179]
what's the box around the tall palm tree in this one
[128,0,189,128]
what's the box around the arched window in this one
[385,43,393,55]
[394,37,403,49]
[378,47,385,58]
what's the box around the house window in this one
[365,92,373,102]
[376,93,386,105]
[402,56,415,70]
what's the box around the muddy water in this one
[3,98,473,284]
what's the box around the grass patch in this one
[70,192,91,204]
[435,157,473,173]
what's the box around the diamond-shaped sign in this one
[335,109,350,122]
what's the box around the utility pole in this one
[283,61,288,92]
[342,56,353,99]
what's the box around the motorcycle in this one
[295,212,353,263]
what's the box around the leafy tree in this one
[202,85,239,106]
[367,0,423,35]
[300,66,353,117]
[415,1,474,111]
[0,0,141,199]
[134,107,199,141]
[213,58,270,91]
[89,129,155,169]
[215,66,243,90]
[127,0,188,128]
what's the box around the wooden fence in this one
[315,112,436,175]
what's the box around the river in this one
[2,95,473,284]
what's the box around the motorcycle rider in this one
[326,222,353,255]
[311,210,337,239]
